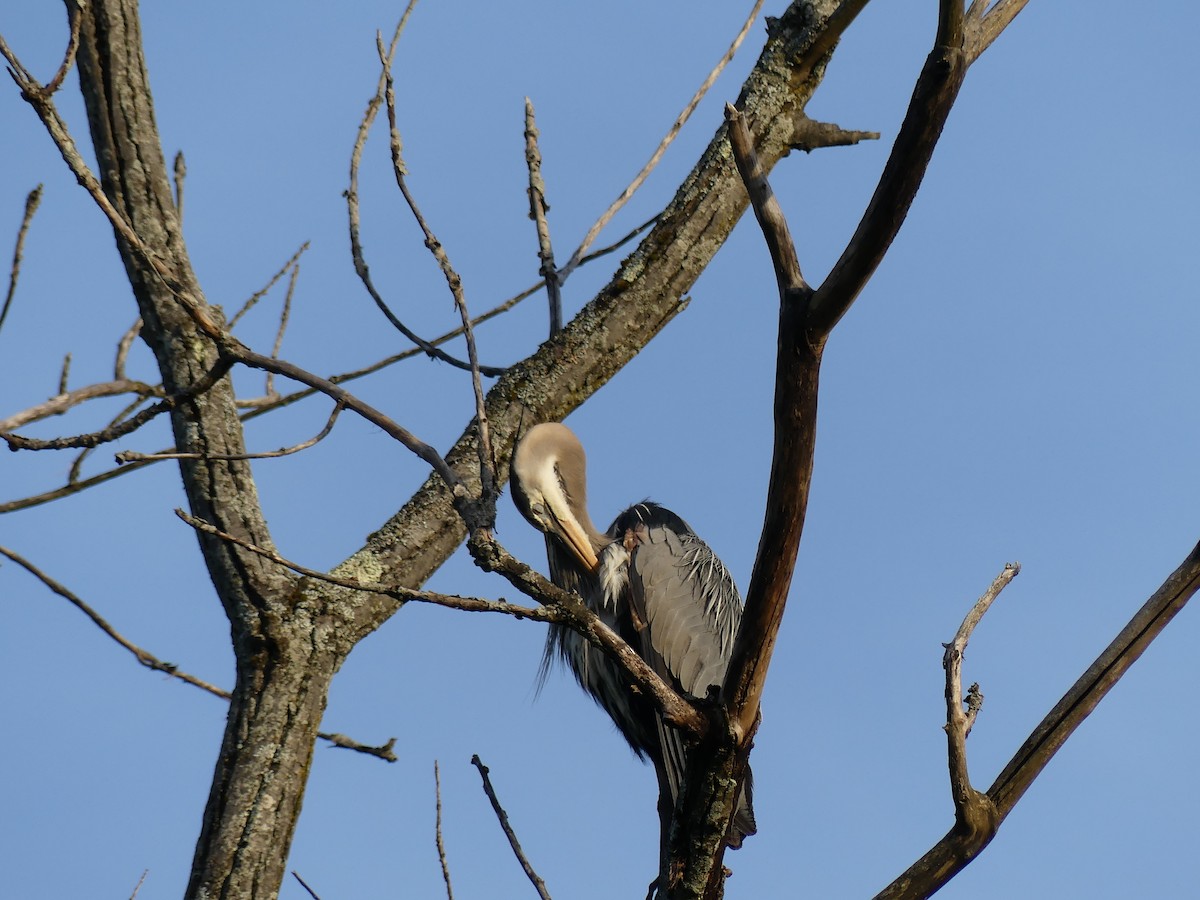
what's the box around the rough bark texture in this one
[70,1,853,896]
[335,0,845,603]
[75,3,331,896]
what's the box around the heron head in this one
[510,423,602,573]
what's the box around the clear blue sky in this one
[3,2,1198,898]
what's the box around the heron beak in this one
[550,508,600,573]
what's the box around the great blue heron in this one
[509,422,756,852]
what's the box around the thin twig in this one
[222,339,463,493]
[116,401,343,464]
[0,544,230,698]
[172,151,186,222]
[1,542,397,762]
[2,360,231,452]
[0,379,162,431]
[264,260,300,396]
[558,0,765,280]
[471,755,552,900]
[435,761,455,900]
[57,353,71,395]
[175,509,551,621]
[942,564,1019,824]
[321,733,398,762]
[1,184,42,337]
[114,318,143,380]
[378,39,496,502]
[35,0,83,97]
[524,98,561,337]
[345,8,503,377]
[228,241,309,330]
[127,869,149,900]
[291,871,322,900]
[725,104,808,295]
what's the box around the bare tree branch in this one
[227,240,309,330]
[177,505,704,737]
[558,0,766,280]
[373,36,498,507]
[114,317,142,379]
[0,543,229,698]
[320,733,398,762]
[116,400,343,464]
[471,755,553,900]
[942,565,1019,844]
[524,98,562,337]
[343,8,504,378]
[877,540,1200,899]
[0,280,537,513]
[965,0,1031,62]
[291,871,323,900]
[175,508,550,621]
[807,0,970,337]
[1,541,397,762]
[127,869,149,900]
[1,184,42,337]
[2,360,230,451]
[0,379,162,431]
[435,761,455,900]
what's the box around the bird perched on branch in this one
[509,422,755,851]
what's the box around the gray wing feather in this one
[628,525,742,701]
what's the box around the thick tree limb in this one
[664,2,1027,895]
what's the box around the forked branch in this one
[877,541,1200,899]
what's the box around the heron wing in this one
[626,523,741,701]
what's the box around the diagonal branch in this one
[116,401,343,464]
[965,0,1031,62]
[558,0,766,280]
[471,755,553,900]
[807,0,970,337]
[0,379,162,431]
[1,542,398,762]
[344,10,504,378]
[0,543,228,697]
[1,184,42,337]
[877,541,1200,899]
[2,361,231,451]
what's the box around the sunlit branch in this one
[524,98,562,337]
[116,401,343,464]
[558,0,766,280]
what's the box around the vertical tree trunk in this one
[73,3,322,895]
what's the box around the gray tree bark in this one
[67,0,854,896]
